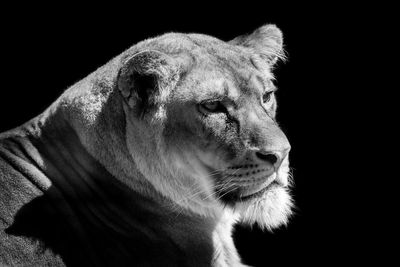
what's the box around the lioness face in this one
[164,53,292,230]
[119,25,292,229]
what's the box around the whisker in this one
[167,166,245,215]
[204,168,243,200]
[215,184,240,201]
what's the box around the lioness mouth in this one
[239,181,280,201]
[218,172,281,204]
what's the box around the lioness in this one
[0,24,292,266]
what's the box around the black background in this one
[0,4,382,266]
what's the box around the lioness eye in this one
[199,101,224,113]
[262,91,273,103]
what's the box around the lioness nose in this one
[254,149,289,169]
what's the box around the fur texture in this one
[0,24,292,266]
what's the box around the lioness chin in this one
[0,24,292,266]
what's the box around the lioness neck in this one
[0,110,242,266]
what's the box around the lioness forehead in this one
[136,32,274,74]
[186,33,274,77]
[139,33,274,101]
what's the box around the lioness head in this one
[118,25,292,230]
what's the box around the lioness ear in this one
[118,50,179,116]
[230,24,285,66]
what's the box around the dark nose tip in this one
[254,148,289,169]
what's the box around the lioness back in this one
[0,24,292,267]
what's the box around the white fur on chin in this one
[234,186,293,231]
